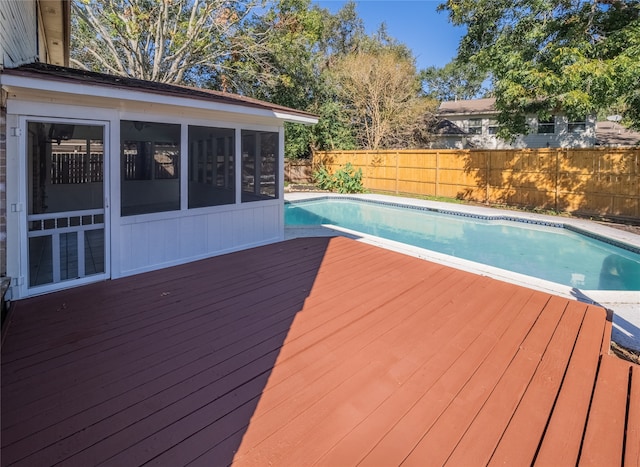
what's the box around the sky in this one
[312,0,466,70]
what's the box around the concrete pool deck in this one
[285,193,640,352]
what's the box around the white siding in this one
[5,91,288,298]
[0,0,37,68]
[442,114,596,149]
[116,203,283,277]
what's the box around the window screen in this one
[241,130,278,202]
[121,121,180,216]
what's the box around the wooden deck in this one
[1,236,638,466]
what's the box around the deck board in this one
[399,295,570,467]
[626,364,640,466]
[1,236,637,467]
[580,355,630,466]
[446,299,586,465]
[530,306,608,466]
[314,284,535,467]
[231,275,491,466]
[487,301,589,465]
[355,291,552,467]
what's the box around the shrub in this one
[313,165,334,191]
[313,163,365,194]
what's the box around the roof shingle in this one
[1,62,317,121]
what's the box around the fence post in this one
[318,148,638,218]
[554,149,560,212]
[435,151,439,197]
[486,151,491,204]
[395,151,399,194]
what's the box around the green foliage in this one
[219,0,361,157]
[312,165,334,190]
[313,163,365,193]
[334,163,365,193]
[420,60,489,101]
[312,100,357,151]
[285,99,357,159]
[70,0,435,156]
[316,1,364,57]
[439,0,640,131]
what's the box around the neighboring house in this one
[427,119,473,150]
[433,97,596,149]
[0,1,317,300]
[595,121,640,147]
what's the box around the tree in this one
[221,0,324,108]
[71,0,261,85]
[220,0,361,157]
[316,0,364,59]
[420,60,488,102]
[331,48,436,149]
[439,0,640,132]
[71,0,362,157]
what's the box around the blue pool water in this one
[285,198,640,291]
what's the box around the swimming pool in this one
[285,197,640,291]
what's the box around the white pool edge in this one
[285,193,640,352]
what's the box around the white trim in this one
[117,195,282,225]
[8,99,117,122]
[16,116,111,298]
[278,127,285,201]
[180,123,188,211]
[4,91,290,296]
[16,115,27,297]
[235,128,242,205]
[1,74,318,124]
[116,108,281,133]
[273,111,318,125]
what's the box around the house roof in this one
[595,121,640,147]
[433,118,468,135]
[438,97,497,116]
[0,62,318,124]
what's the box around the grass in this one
[376,191,467,205]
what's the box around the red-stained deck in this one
[1,236,638,466]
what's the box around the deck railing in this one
[310,148,640,220]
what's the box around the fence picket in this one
[307,148,640,219]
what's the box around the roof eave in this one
[437,109,499,117]
[274,111,318,125]
[0,71,318,125]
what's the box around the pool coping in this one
[284,193,640,352]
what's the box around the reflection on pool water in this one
[285,198,640,291]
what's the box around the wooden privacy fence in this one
[284,159,314,184]
[312,148,640,220]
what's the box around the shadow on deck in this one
[1,237,638,466]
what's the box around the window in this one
[121,121,180,216]
[467,118,482,135]
[487,120,500,135]
[538,116,555,134]
[188,126,235,208]
[568,117,586,133]
[241,130,278,202]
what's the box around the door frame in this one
[19,116,111,297]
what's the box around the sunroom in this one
[1,63,317,299]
